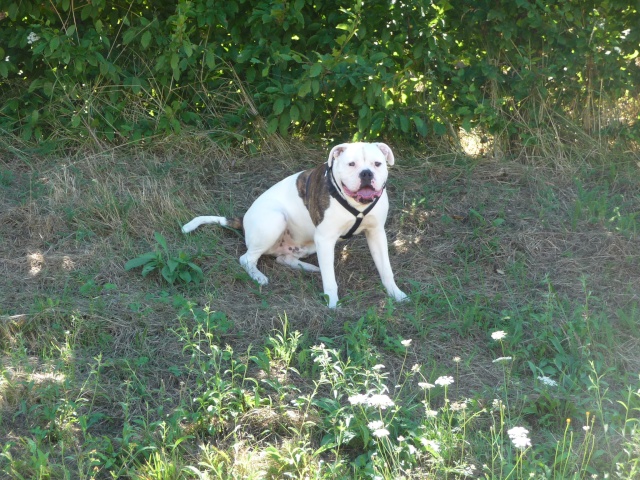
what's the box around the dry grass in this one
[2,142,639,351]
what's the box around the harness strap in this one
[325,163,384,240]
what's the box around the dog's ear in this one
[328,143,349,168]
[374,143,395,166]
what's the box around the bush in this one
[1,0,638,152]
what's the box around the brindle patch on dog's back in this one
[297,164,330,226]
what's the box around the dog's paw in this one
[321,293,339,308]
[251,271,269,286]
[392,289,408,302]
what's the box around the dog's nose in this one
[359,169,374,185]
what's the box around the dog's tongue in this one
[357,186,378,200]
[342,183,381,203]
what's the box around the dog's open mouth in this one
[342,184,382,204]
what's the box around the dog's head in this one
[327,142,394,204]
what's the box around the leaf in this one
[433,122,447,136]
[49,36,61,52]
[358,103,369,119]
[297,79,311,98]
[122,29,137,45]
[413,116,428,137]
[124,252,158,270]
[21,126,32,141]
[167,258,179,273]
[267,117,278,134]
[273,97,285,115]
[309,63,322,78]
[205,49,216,69]
[170,53,179,71]
[187,262,203,275]
[278,111,291,136]
[129,76,141,94]
[161,265,176,284]
[370,52,387,62]
[399,115,409,133]
[141,262,158,277]
[141,30,152,49]
[154,232,168,252]
[289,104,300,122]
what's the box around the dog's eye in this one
[348,162,356,167]
[375,161,382,167]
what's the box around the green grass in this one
[1,144,639,479]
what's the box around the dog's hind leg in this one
[239,252,270,285]
[239,210,288,286]
[276,255,321,273]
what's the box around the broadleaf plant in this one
[125,232,203,286]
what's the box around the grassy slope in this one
[1,142,639,479]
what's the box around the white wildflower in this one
[507,426,529,438]
[583,425,590,432]
[372,428,390,438]
[459,464,476,476]
[418,382,435,390]
[450,400,468,411]
[420,438,441,452]
[491,330,507,341]
[401,339,412,347]
[367,394,395,409]
[348,393,369,406]
[27,32,40,44]
[492,356,513,363]
[411,364,421,372]
[453,356,461,363]
[368,420,385,431]
[537,375,558,387]
[434,375,454,387]
[372,364,385,371]
[507,426,532,450]
[425,409,438,418]
[312,344,331,367]
[511,435,532,449]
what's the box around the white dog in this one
[182,142,407,307]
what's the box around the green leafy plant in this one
[1,0,637,152]
[125,232,203,285]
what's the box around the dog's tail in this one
[182,216,243,233]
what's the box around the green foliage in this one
[125,232,204,285]
[1,0,638,151]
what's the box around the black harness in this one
[323,163,385,240]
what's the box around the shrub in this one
[1,0,638,151]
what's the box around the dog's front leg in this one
[315,233,339,308]
[365,226,408,302]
